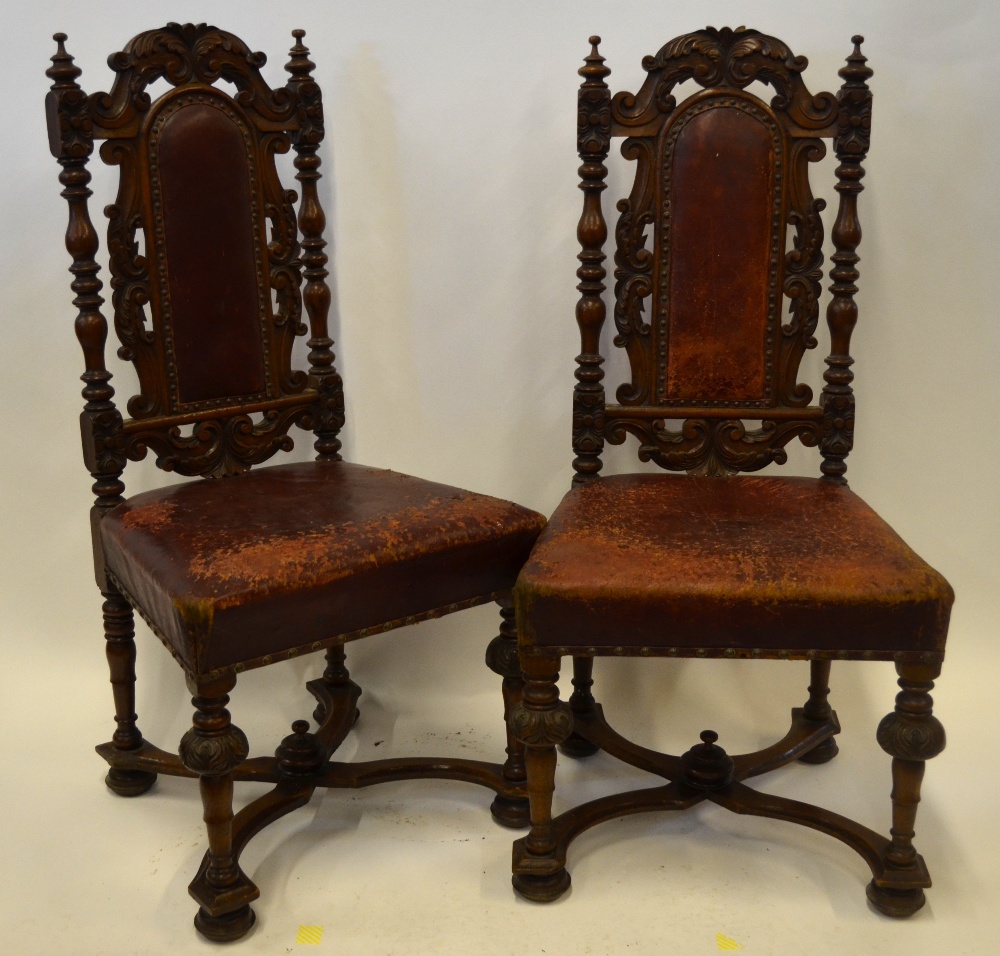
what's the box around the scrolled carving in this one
[124,405,310,478]
[510,701,574,748]
[612,137,655,406]
[605,415,820,476]
[91,23,296,133]
[179,724,250,776]
[778,138,828,407]
[876,713,946,762]
[612,27,837,133]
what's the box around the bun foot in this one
[194,903,256,942]
[866,880,926,918]
[512,867,571,903]
[105,768,157,797]
[491,794,530,829]
[559,733,599,758]
[798,736,839,764]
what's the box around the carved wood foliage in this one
[123,406,311,478]
[604,415,820,476]
[574,29,868,478]
[47,25,344,483]
[611,27,838,133]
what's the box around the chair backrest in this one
[572,27,872,482]
[46,23,344,512]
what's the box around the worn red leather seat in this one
[517,474,951,657]
[104,462,543,675]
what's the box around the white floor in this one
[2,599,996,956]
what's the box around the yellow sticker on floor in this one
[296,925,324,945]
[716,933,743,951]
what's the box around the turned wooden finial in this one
[47,33,82,87]
[842,36,872,82]
[285,28,315,83]
[579,35,610,84]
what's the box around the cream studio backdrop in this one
[2,1,998,954]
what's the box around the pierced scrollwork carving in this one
[605,416,820,476]
[612,27,837,133]
[91,23,296,133]
[510,701,574,748]
[179,724,250,776]
[778,138,828,408]
[612,137,655,407]
[124,405,311,478]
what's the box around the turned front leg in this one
[102,588,156,795]
[511,654,573,902]
[867,661,946,917]
[180,673,259,942]
[486,598,530,827]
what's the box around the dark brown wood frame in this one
[47,25,530,942]
[513,29,945,920]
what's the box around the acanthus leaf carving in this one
[179,723,250,776]
[510,701,574,748]
[612,137,655,407]
[612,27,837,133]
[92,24,296,133]
[124,406,310,479]
[605,416,821,476]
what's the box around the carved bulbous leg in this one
[867,661,945,918]
[560,656,600,758]
[180,674,258,942]
[486,599,529,828]
[511,654,573,902]
[799,659,840,765]
[102,589,157,796]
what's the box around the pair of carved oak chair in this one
[46,21,951,942]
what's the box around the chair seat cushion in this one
[514,474,952,659]
[101,461,546,675]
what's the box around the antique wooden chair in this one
[46,24,544,942]
[511,29,952,917]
